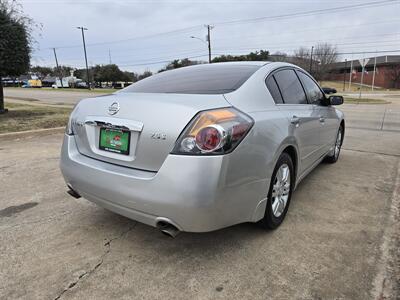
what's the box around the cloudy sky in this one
[21,0,400,73]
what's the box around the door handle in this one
[290,116,300,126]
[319,116,325,123]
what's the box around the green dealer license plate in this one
[99,128,130,155]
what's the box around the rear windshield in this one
[122,64,261,94]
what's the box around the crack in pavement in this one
[380,108,388,131]
[53,223,137,300]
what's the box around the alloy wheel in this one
[271,163,291,217]
[334,128,342,159]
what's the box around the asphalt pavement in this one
[0,98,399,299]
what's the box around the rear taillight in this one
[171,107,254,155]
[65,115,74,135]
[65,104,78,135]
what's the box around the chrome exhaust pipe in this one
[156,221,180,238]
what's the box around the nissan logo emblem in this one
[108,102,120,115]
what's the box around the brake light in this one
[171,107,254,155]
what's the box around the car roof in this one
[204,61,270,67]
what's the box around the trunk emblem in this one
[108,102,120,115]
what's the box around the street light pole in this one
[77,26,90,89]
[190,26,213,64]
[206,25,213,63]
[309,46,314,74]
[53,48,63,88]
[343,59,347,92]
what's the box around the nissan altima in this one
[60,62,344,237]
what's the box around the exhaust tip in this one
[157,221,180,238]
[67,185,81,199]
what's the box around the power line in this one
[32,48,400,70]
[36,41,400,67]
[50,25,203,50]
[46,0,399,50]
[214,20,400,42]
[117,54,209,67]
[213,39,400,53]
[213,0,399,26]
[35,19,399,55]
[115,49,400,68]
[36,0,400,69]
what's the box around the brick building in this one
[326,55,400,89]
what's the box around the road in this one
[4,88,111,105]
[0,102,399,299]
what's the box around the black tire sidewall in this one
[262,152,294,229]
[326,125,343,163]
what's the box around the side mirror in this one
[329,95,344,106]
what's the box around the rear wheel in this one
[259,152,294,230]
[325,125,343,163]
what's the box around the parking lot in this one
[1,101,399,299]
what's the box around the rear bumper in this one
[60,134,268,232]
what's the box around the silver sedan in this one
[60,61,344,237]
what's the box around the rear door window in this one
[273,69,307,104]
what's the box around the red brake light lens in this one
[172,107,253,155]
[195,125,224,152]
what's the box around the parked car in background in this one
[75,81,88,89]
[22,79,42,88]
[60,62,345,237]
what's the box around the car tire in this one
[259,152,294,230]
[325,125,343,164]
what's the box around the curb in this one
[0,127,65,140]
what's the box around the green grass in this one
[344,97,389,104]
[0,102,72,134]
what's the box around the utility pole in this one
[206,24,213,63]
[190,25,213,63]
[0,78,7,114]
[372,55,377,91]
[349,58,353,90]
[359,56,368,99]
[309,46,314,74]
[77,26,90,89]
[109,49,112,64]
[343,59,347,91]
[359,64,365,99]
[53,48,63,88]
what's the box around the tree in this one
[293,47,311,71]
[92,64,128,83]
[0,0,34,113]
[57,65,73,78]
[269,51,289,62]
[159,58,201,72]
[74,68,87,81]
[137,70,152,81]
[30,66,53,78]
[212,50,269,63]
[387,64,400,89]
[311,43,338,81]
[123,71,137,82]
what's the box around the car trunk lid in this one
[71,92,230,171]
